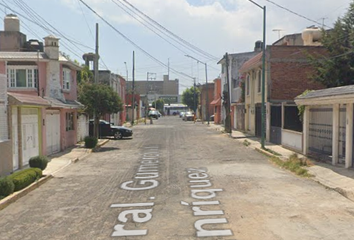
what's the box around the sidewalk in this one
[206,122,354,202]
[0,139,109,210]
[43,139,109,176]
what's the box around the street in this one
[1,117,354,240]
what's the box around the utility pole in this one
[224,53,232,134]
[193,77,196,114]
[205,63,209,124]
[184,55,209,124]
[131,51,135,126]
[248,0,266,149]
[124,62,128,81]
[93,23,100,138]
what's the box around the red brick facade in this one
[268,46,327,100]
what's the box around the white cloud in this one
[50,0,352,86]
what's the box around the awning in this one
[8,92,50,106]
[45,97,84,109]
[210,97,221,106]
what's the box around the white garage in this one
[46,110,60,155]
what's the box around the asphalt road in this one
[1,117,354,240]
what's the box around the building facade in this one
[126,75,179,105]
[0,15,82,175]
[239,29,327,148]
[218,42,262,129]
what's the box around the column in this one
[332,104,339,165]
[303,106,310,155]
[345,103,353,168]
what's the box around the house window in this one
[66,112,74,131]
[63,68,71,90]
[6,66,38,88]
[246,75,250,96]
[258,70,262,93]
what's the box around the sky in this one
[0,0,352,93]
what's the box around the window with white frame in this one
[63,68,71,91]
[6,66,38,88]
[246,75,250,96]
[257,70,262,93]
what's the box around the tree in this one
[152,99,164,113]
[78,83,123,137]
[77,65,94,85]
[182,86,200,111]
[311,1,354,87]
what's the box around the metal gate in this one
[309,106,333,160]
[255,105,261,137]
[270,105,282,144]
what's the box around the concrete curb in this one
[0,139,110,211]
[0,174,53,211]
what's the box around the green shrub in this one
[8,168,42,192]
[29,155,49,170]
[0,177,15,198]
[84,136,98,148]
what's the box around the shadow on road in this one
[96,147,121,152]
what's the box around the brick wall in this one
[269,46,327,100]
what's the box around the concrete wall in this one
[282,129,302,153]
[0,31,26,51]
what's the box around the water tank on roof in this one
[24,39,44,52]
[254,41,263,51]
[302,27,322,46]
[4,14,20,32]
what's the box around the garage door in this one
[46,110,60,155]
[22,108,39,166]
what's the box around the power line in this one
[78,0,195,81]
[0,1,87,59]
[117,0,218,61]
[77,0,95,41]
[263,0,330,28]
[111,0,216,61]
[2,0,113,70]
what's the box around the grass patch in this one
[243,140,251,147]
[265,148,282,156]
[270,153,313,177]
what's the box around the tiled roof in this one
[296,85,354,100]
[44,97,84,109]
[8,92,50,106]
[239,52,263,73]
[0,52,48,60]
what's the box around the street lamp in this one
[124,62,128,81]
[249,0,266,149]
[185,55,210,124]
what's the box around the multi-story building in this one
[218,42,262,130]
[126,74,179,105]
[0,14,82,175]
[239,27,327,150]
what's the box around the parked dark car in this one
[89,120,133,139]
[148,110,159,119]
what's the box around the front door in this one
[255,106,262,137]
[270,106,282,144]
[21,108,39,166]
[46,110,60,155]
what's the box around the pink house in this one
[0,15,82,174]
